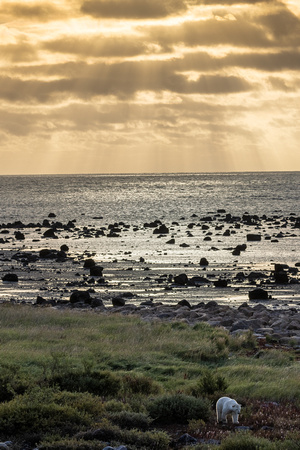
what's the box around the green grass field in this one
[0,304,299,449]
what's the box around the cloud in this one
[81,0,187,19]
[0,2,65,22]
[0,58,253,103]
[258,7,300,40]
[0,41,38,62]
[145,17,272,49]
[43,35,153,58]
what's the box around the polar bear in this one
[216,396,241,424]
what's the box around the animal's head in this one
[232,403,241,413]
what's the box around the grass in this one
[0,303,299,449]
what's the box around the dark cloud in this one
[0,59,252,103]
[0,2,64,21]
[180,50,300,72]
[0,41,38,62]
[146,17,272,49]
[258,7,300,40]
[81,0,187,19]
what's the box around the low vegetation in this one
[0,304,299,449]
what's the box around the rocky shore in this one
[1,211,299,350]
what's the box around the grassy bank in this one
[0,304,299,449]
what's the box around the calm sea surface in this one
[0,172,299,225]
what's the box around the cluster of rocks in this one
[30,287,300,350]
[0,211,299,245]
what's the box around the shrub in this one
[219,432,275,450]
[49,370,121,397]
[77,422,170,449]
[122,373,162,395]
[107,410,152,430]
[189,369,228,397]
[147,394,211,424]
[0,364,30,402]
[0,387,103,436]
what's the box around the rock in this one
[214,279,228,287]
[174,273,188,285]
[39,249,66,259]
[112,297,126,307]
[90,266,103,276]
[153,224,169,234]
[248,288,269,300]
[204,300,218,309]
[246,234,261,241]
[60,244,69,252]
[166,238,175,244]
[36,296,47,305]
[231,320,252,332]
[43,228,57,238]
[14,231,25,240]
[200,257,209,266]
[48,212,56,218]
[188,276,210,286]
[177,433,197,445]
[91,298,104,308]
[70,290,91,304]
[83,258,96,268]
[274,271,289,284]
[2,273,18,282]
[177,299,192,308]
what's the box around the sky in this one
[0,0,300,175]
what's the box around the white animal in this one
[216,396,241,424]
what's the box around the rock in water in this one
[70,290,91,304]
[248,288,269,300]
[2,273,18,282]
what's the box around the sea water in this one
[0,172,299,225]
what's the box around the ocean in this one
[0,172,299,225]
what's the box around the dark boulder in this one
[200,257,209,266]
[90,266,103,276]
[2,273,18,282]
[153,224,169,234]
[14,231,25,240]
[70,290,91,304]
[36,296,49,305]
[43,228,57,238]
[83,258,96,268]
[274,271,289,284]
[177,299,192,308]
[90,298,104,308]
[248,288,269,300]
[112,297,126,307]
[188,276,210,286]
[60,244,69,252]
[214,279,228,288]
[204,300,218,309]
[274,263,289,272]
[166,238,175,244]
[174,273,188,285]
[247,234,261,241]
[39,249,66,260]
